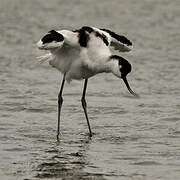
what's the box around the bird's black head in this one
[118,56,132,78]
[111,55,137,96]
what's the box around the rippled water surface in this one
[0,0,180,179]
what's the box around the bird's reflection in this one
[34,135,103,179]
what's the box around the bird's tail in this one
[36,53,54,64]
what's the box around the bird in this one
[36,26,137,139]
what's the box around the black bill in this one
[122,77,137,96]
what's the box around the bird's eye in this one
[119,66,124,74]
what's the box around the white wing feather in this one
[97,28,133,52]
[36,53,54,64]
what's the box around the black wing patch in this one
[73,26,110,47]
[95,31,109,46]
[101,29,132,46]
[82,26,109,46]
[78,29,89,47]
[73,28,89,47]
[82,26,94,33]
[42,30,64,44]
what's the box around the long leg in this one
[81,79,92,137]
[57,73,66,140]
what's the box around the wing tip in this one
[100,28,133,47]
[126,44,133,51]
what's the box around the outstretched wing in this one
[100,28,133,52]
[36,29,80,63]
[37,30,65,50]
[36,30,65,63]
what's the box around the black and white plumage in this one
[36,26,136,139]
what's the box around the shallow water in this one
[0,0,180,179]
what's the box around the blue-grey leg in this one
[57,73,66,140]
[81,79,92,137]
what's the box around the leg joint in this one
[58,95,63,105]
[81,97,87,108]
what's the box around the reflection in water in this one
[35,137,105,179]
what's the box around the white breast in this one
[49,45,80,72]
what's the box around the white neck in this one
[107,60,121,78]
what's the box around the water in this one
[0,0,180,179]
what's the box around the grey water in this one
[0,0,180,179]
